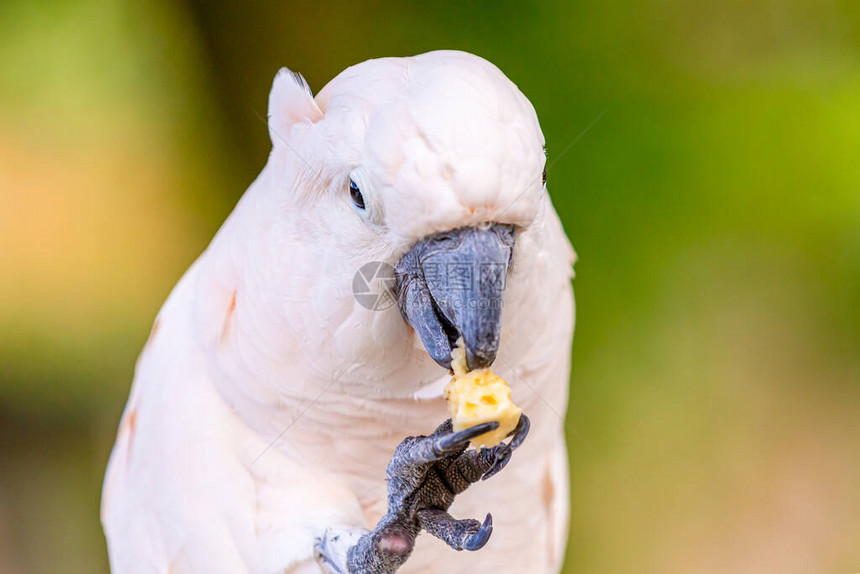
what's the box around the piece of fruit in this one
[443,339,523,448]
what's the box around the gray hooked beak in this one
[394,223,515,371]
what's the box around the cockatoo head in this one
[266,50,546,372]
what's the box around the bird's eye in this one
[542,166,547,186]
[349,179,366,211]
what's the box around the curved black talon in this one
[437,421,499,452]
[482,414,530,480]
[508,414,530,449]
[462,513,493,551]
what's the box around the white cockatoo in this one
[102,50,576,574]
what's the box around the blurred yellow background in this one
[1,1,858,572]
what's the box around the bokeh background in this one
[1,1,859,572]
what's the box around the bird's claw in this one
[345,416,529,573]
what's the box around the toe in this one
[378,525,415,560]
[389,421,500,471]
[437,421,499,453]
[482,448,512,480]
[348,524,416,572]
[482,414,530,480]
[417,508,494,552]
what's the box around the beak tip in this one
[434,354,454,371]
[465,346,497,371]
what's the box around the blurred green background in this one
[1,1,859,572]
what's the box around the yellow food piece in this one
[443,339,522,448]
